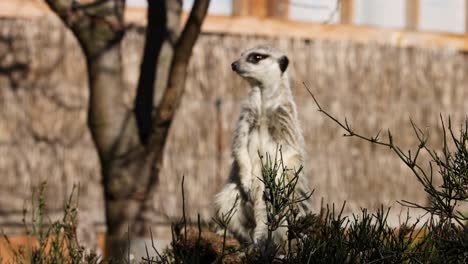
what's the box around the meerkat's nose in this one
[231,61,239,72]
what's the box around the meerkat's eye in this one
[247,53,269,64]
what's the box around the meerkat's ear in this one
[278,56,289,73]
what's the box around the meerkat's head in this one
[231,46,289,86]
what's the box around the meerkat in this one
[215,46,311,246]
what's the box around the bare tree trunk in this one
[85,43,148,256]
[44,0,210,260]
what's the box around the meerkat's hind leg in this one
[215,183,255,243]
[252,189,268,243]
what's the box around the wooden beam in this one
[232,0,249,16]
[2,1,468,52]
[406,0,420,31]
[340,0,354,24]
[232,0,268,17]
[196,16,468,52]
[233,0,289,18]
[250,0,268,17]
[267,0,289,19]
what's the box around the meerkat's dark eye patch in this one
[247,53,269,64]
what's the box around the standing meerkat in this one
[215,46,311,246]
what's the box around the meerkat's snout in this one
[231,61,240,72]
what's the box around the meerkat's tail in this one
[215,183,255,243]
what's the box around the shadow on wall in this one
[0,35,29,90]
[0,18,102,234]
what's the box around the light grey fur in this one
[215,46,311,246]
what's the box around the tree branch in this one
[45,0,125,57]
[134,1,169,144]
[175,0,211,62]
[149,0,210,143]
[44,0,73,19]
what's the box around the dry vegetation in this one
[1,15,468,236]
[2,114,467,263]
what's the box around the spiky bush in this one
[1,183,101,264]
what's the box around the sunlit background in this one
[128,0,467,33]
[0,0,467,260]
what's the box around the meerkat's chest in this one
[248,112,277,158]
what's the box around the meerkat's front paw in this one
[237,166,253,201]
[239,182,253,202]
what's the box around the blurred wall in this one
[291,0,467,34]
[0,16,467,234]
